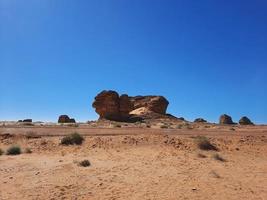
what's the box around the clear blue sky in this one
[1,0,267,123]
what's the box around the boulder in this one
[219,114,234,125]
[239,116,254,125]
[58,115,76,123]
[23,119,32,122]
[194,118,207,123]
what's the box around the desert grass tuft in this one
[78,159,91,167]
[61,132,84,145]
[0,148,4,156]
[197,153,207,158]
[195,136,218,151]
[25,148,32,154]
[213,153,226,162]
[6,145,21,155]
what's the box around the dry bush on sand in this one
[6,145,21,155]
[61,133,84,145]
[213,153,226,162]
[196,136,218,151]
[78,160,91,167]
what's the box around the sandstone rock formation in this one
[92,90,170,122]
[194,118,207,123]
[129,96,169,115]
[58,115,76,123]
[219,114,234,125]
[92,91,132,121]
[239,116,254,125]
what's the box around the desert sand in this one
[0,122,267,200]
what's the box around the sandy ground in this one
[0,124,267,200]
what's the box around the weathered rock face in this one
[92,91,123,121]
[194,118,207,123]
[58,115,76,123]
[129,96,169,114]
[219,114,234,124]
[239,116,254,125]
[92,90,170,121]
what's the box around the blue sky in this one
[1,0,267,123]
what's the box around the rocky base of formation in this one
[92,90,173,122]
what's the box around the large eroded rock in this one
[219,114,234,125]
[239,116,254,125]
[92,90,170,121]
[129,96,169,114]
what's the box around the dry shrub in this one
[160,125,169,129]
[196,136,218,151]
[25,148,32,154]
[197,153,207,158]
[61,133,84,145]
[0,148,4,155]
[78,159,91,167]
[6,145,21,155]
[213,153,226,162]
[25,131,41,139]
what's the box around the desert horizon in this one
[1,1,267,199]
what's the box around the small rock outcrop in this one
[18,119,32,123]
[219,114,234,125]
[92,90,170,122]
[58,115,76,123]
[194,118,207,123]
[239,116,254,125]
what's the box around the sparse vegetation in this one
[196,136,218,151]
[25,148,32,154]
[78,159,91,167]
[61,133,84,145]
[160,125,169,129]
[213,153,226,162]
[176,124,182,129]
[115,124,121,128]
[197,153,207,158]
[6,145,21,155]
[210,170,221,178]
[0,148,4,155]
[25,131,40,139]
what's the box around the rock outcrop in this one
[92,90,170,122]
[58,115,76,123]
[129,96,169,115]
[239,116,254,125]
[219,114,234,125]
[92,91,132,121]
[194,118,207,123]
[18,119,32,123]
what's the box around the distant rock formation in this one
[219,114,234,124]
[92,90,171,122]
[239,116,254,125]
[58,115,76,123]
[194,118,207,123]
[18,119,32,123]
